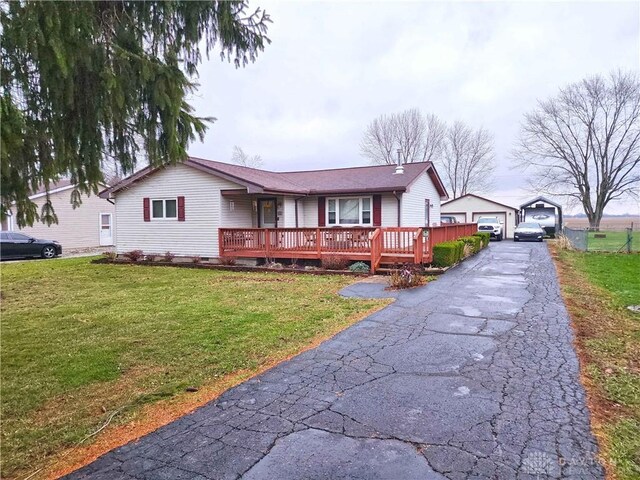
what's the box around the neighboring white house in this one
[2,180,116,249]
[441,193,519,238]
[100,157,449,259]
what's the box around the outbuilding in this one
[3,180,116,249]
[441,193,519,238]
[519,196,563,236]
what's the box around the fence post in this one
[627,227,633,254]
[585,228,589,252]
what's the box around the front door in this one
[99,213,113,246]
[258,199,277,228]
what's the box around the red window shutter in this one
[177,196,185,221]
[373,195,382,226]
[143,198,150,222]
[318,197,326,227]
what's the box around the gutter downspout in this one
[393,191,401,227]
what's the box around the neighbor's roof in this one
[519,196,563,211]
[30,180,108,200]
[442,193,519,211]
[30,179,75,198]
[101,157,449,198]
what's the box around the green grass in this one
[587,230,640,252]
[575,252,640,307]
[0,258,385,478]
[607,418,640,479]
[556,250,640,479]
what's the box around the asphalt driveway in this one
[67,241,603,479]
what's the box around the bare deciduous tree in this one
[360,109,446,165]
[360,109,493,197]
[360,114,397,165]
[514,71,640,229]
[423,113,448,164]
[438,121,496,198]
[231,146,263,168]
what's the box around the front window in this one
[152,199,177,219]
[327,197,372,226]
[362,198,371,224]
[328,199,337,224]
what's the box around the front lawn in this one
[0,258,386,479]
[553,248,640,479]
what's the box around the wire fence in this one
[562,225,638,253]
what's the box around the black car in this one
[0,231,62,260]
[441,215,459,224]
[513,222,545,242]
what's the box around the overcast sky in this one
[188,1,640,215]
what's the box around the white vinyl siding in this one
[220,195,253,228]
[282,197,297,228]
[15,187,116,249]
[381,195,399,227]
[400,171,441,227]
[115,164,245,257]
[300,197,318,227]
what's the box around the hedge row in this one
[473,231,491,247]
[459,235,482,253]
[432,231,491,267]
[432,240,464,267]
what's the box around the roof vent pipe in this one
[394,149,404,175]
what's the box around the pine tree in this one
[1,1,270,226]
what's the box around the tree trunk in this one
[588,210,603,231]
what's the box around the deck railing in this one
[219,223,477,273]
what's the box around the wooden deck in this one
[219,224,477,273]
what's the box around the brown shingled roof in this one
[103,157,449,198]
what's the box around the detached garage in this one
[441,194,519,238]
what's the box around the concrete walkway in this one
[67,242,603,479]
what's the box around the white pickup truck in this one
[477,217,504,241]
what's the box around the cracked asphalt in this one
[66,241,603,479]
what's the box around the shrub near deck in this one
[473,231,491,247]
[0,258,385,479]
[459,235,482,253]
[432,240,464,267]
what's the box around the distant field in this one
[564,216,640,230]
